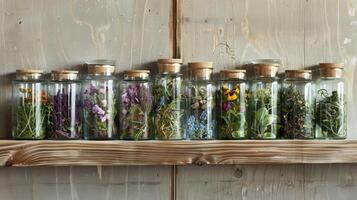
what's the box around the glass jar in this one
[82,60,118,139]
[218,70,248,139]
[153,59,185,140]
[315,63,347,139]
[119,70,152,140]
[48,70,81,139]
[12,69,50,139]
[281,70,315,139]
[248,64,279,139]
[185,62,216,140]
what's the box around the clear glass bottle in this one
[315,63,347,139]
[48,70,82,139]
[185,62,216,140]
[12,69,51,139]
[281,70,315,139]
[153,59,184,140]
[248,64,279,139]
[218,70,248,139]
[119,70,152,140]
[83,60,118,139]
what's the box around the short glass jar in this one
[281,70,315,139]
[48,70,82,139]
[185,62,216,139]
[153,59,185,140]
[119,70,152,140]
[82,60,118,139]
[248,64,279,139]
[12,69,51,139]
[218,70,248,139]
[315,63,347,139]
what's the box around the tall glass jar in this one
[281,70,315,139]
[248,64,279,139]
[119,70,152,140]
[185,62,216,140]
[83,60,118,139]
[153,59,184,140]
[218,70,248,139]
[48,70,81,139]
[315,63,347,139]
[12,69,51,139]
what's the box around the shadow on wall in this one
[0,72,16,138]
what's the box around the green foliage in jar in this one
[14,88,52,139]
[248,88,278,139]
[281,85,314,139]
[153,78,184,139]
[316,89,346,138]
[218,84,247,139]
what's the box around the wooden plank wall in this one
[0,0,357,200]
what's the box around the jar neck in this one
[124,75,149,81]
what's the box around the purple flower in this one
[223,102,232,112]
[83,99,94,110]
[92,105,105,115]
[89,84,98,96]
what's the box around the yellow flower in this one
[227,92,238,101]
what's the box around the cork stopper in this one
[253,64,278,77]
[86,60,116,75]
[52,70,79,81]
[319,63,343,78]
[125,70,150,79]
[285,70,312,79]
[188,62,213,79]
[157,58,182,73]
[220,69,246,80]
[16,69,44,80]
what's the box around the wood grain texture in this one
[0,166,172,200]
[176,164,357,200]
[0,0,172,138]
[1,140,357,166]
[179,0,357,139]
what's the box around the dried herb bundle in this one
[281,85,314,139]
[186,85,216,139]
[316,89,346,138]
[14,88,52,139]
[120,84,152,140]
[83,84,117,139]
[153,77,183,139]
[218,84,247,139]
[51,89,81,139]
[248,88,278,139]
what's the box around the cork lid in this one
[220,69,246,79]
[125,70,150,79]
[52,70,79,81]
[188,62,213,79]
[319,63,343,78]
[253,64,278,77]
[86,60,116,75]
[285,70,312,79]
[16,69,44,79]
[158,58,182,73]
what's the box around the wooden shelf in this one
[0,140,357,166]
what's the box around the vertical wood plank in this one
[180,0,305,70]
[0,0,172,138]
[0,166,172,200]
[176,164,357,200]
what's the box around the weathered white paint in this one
[0,0,172,138]
[0,166,172,200]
